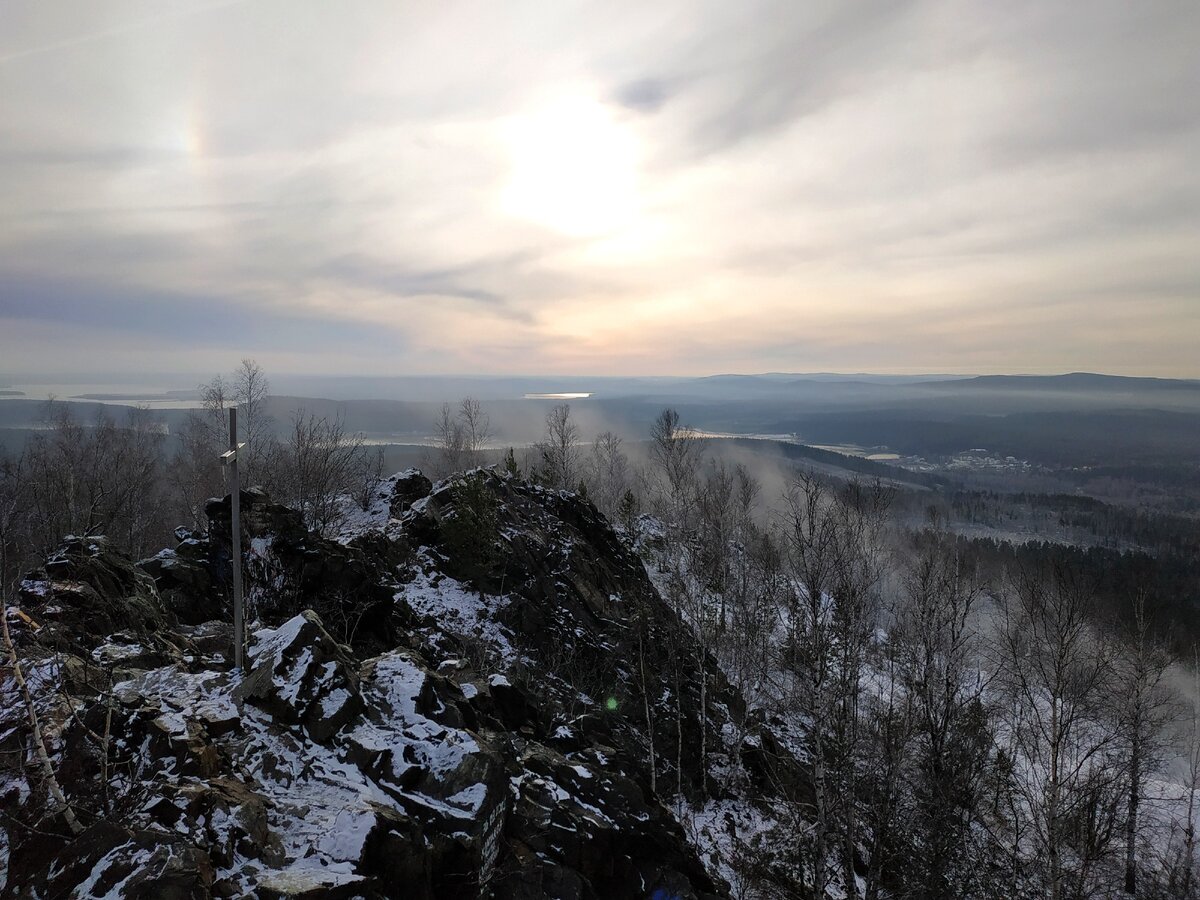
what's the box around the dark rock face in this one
[146,487,416,654]
[18,535,173,655]
[0,470,740,899]
[384,468,433,518]
[43,823,215,899]
[498,741,717,899]
[405,470,745,797]
[138,531,223,625]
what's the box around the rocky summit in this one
[0,470,781,898]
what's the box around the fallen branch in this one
[1,607,82,835]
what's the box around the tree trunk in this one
[812,725,829,900]
[1125,738,1140,894]
[698,644,707,797]
[2,610,83,835]
[1048,698,1063,900]
[638,625,657,795]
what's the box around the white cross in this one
[220,444,246,465]
[219,408,246,672]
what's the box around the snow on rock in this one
[2,606,515,896]
[234,611,364,742]
[335,468,434,544]
[1,473,732,899]
[400,568,518,665]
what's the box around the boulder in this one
[139,533,223,625]
[385,468,433,517]
[43,823,215,900]
[18,535,172,655]
[234,611,363,742]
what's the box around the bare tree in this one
[826,479,892,900]
[861,623,915,900]
[233,358,272,480]
[1178,650,1200,898]
[196,360,274,483]
[281,411,367,535]
[1112,590,1176,896]
[458,398,492,467]
[586,431,629,520]
[698,461,735,628]
[994,561,1122,900]
[432,402,467,477]
[891,531,992,899]
[429,397,492,477]
[779,473,892,899]
[198,373,230,426]
[648,408,704,529]
[0,449,30,602]
[1,610,82,836]
[23,402,166,557]
[535,404,580,490]
[355,446,386,512]
[780,472,840,898]
[170,410,225,529]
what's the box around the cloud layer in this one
[1,0,1197,376]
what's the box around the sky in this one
[1,0,1198,378]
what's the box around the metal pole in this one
[229,406,244,671]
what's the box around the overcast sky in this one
[1,0,1197,378]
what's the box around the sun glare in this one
[501,95,639,237]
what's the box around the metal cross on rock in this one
[219,407,247,671]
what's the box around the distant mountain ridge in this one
[921,372,1200,391]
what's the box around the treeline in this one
[920,532,1200,653]
[890,487,1200,558]
[790,409,1200,470]
[723,436,952,489]
[0,360,384,596]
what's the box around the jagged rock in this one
[204,488,413,653]
[485,674,542,731]
[498,742,722,899]
[406,470,745,795]
[169,777,278,867]
[385,468,433,517]
[205,487,310,548]
[177,620,237,668]
[139,534,223,625]
[17,535,172,655]
[42,823,215,899]
[1,472,742,899]
[234,610,364,742]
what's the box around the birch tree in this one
[995,561,1121,900]
[1112,590,1176,896]
[535,404,580,490]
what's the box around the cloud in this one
[0,0,1197,377]
[613,79,672,114]
[0,274,404,351]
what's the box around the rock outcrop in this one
[0,469,749,899]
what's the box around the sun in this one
[501,95,639,237]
